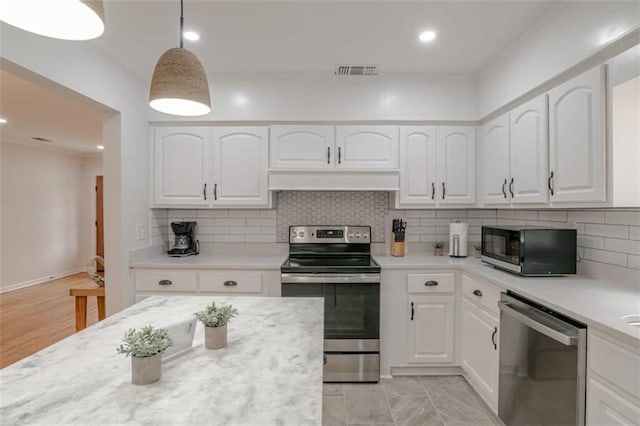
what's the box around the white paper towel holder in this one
[449,221,469,258]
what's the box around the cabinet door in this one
[479,115,510,205]
[548,66,606,203]
[461,299,499,412]
[270,125,334,170]
[587,378,640,425]
[212,127,269,206]
[399,126,437,205]
[510,94,549,204]
[437,126,476,204]
[153,127,210,206]
[335,126,399,170]
[407,295,454,364]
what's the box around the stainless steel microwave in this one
[481,225,577,276]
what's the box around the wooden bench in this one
[69,287,105,331]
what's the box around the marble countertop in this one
[375,252,640,345]
[0,296,324,426]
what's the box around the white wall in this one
[0,143,101,291]
[0,24,150,313]
[477,1,640,118]
[149,73,477,122]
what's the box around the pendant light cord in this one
[179,0,184,48]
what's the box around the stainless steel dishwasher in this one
[498,292,587,426]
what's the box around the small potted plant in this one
[195,302,239,350]
[117,325,173,385]
[434,241,446,256]
[472,243,482,258]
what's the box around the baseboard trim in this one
[1,268,86,294]
[390,366,463,376]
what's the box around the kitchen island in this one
[0,295,324,425]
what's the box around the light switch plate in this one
[136,224,145,241]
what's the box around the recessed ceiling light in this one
[97,145,105,150]
[419,30,437,43]
[183,31,200,42]
[0,117,7,124]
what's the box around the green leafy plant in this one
[117,325,173,358]
[472,243,482,251]
[434,240,446,249]
[195,302,239,328]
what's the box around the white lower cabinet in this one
[460,274,500,413]
[199,271,263,295]
[407,295,455,364]
[587,330,640,425]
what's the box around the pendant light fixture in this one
[0,0,104,41]
[148,0,211,117]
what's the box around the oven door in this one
[281,276,380,343]
[482,227,521,270]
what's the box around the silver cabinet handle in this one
[424,280,438,286]
[223,280,238,287]
[442,182,446,199]
[203,183,207,201]
[214,183,218,200]
[509,177,514,198]
[502,179,507,198]
[338,147,342,164]
[327,147,331,164]
[548,171,554,196]
[158,280,172,286]
[473,289,483,297]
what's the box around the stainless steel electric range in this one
[281,225,380,383]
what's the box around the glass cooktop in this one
[281,255,381,274]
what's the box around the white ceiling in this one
[95,1,553,77]
[0,70,104,153]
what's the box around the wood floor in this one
[0,273,102,369]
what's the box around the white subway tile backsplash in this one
[467,210,498,218]
[196,210,229,218]
[245,235,278,243]
[213,235,245,243]
[605,211,640,226]
[436,210,468,218]
[538,210,568,222]
[229,227,254,235]
[630,226,640,241]
[604,238,640,255]
[214,218,247,227]
[497,210,516,219]
[584,223,629,239]
[577,235,604,249]
[228,210,262,218]
[568,210,605,224]
[246,218,277,227]
[628,255,640,270]
[583,248,628,267]
[407,210,435,218]
[260,210,277,218]
[168,209,197,218]
[515,210,538,220]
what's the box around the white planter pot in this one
[205,324,227,349]
[131,353,162,385]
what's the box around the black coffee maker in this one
[168,222,199,257]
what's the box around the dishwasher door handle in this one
[498,301,578,346]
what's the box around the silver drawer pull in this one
[158,280,172,286]
[473,289,483,297]
[223,281,238,287]
[424,281,439,286]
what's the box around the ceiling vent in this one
[335,64,378,76]
[32,136,55,143]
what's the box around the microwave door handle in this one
[498,301,578,346]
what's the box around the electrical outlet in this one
[136,224,146,241]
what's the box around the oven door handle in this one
[498,301,578,346]
[281,273,380,284]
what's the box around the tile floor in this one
[322,375,502,426]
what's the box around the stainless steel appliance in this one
[498,292,587,425]
[482,225,577,276]
[281,225,380,383]
[449,221,469,257]
[168,222,199,257]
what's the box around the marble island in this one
[0,296,324,425]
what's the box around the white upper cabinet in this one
[399,127,437,205]
[335,126,399,170]
[438,126,476,204]
[548,66,606,203]
[212,127,269,206]
[479,115,510,205]
[510,95,549,204]
[153,127,210,206]
[270,125,334,170]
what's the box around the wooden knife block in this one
[390,237,406,257]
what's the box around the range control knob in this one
[291,231,297,238]
[348,233,354,238]
[355,233,361,239]
[299,231,305,238]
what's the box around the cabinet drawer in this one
[407,273,455,294]
[589,332,640,401]
[199,271,263,294]
[135,270,197,293]
[462,274,501,314]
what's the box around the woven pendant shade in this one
[149,47,211,116]
[0,0,105,40]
